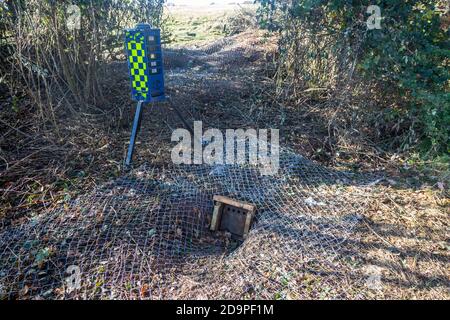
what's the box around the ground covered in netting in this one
[0,149,382,299]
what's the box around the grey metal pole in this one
[125,101,144,167]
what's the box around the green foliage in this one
[361,1,449,155]
[256,0,279,31]
[256,0,449,157]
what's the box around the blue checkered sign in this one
[125,24,165,102]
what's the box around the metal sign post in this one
[125,100,144,167]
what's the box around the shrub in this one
[256,0,449,156]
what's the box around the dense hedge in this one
[256,0,449,156]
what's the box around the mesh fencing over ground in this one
[0,148,379,299]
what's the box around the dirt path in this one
[125,30,278,166]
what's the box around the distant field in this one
[163,3,257,45]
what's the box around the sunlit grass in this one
[163,4,256,45]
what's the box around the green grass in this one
[163,11,227,45]
[405,153,450,186]
[162,5,255,45]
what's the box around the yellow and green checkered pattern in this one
[126,31,149,101]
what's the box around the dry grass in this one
[358,185,449,299]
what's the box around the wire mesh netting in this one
[0,148,379,299]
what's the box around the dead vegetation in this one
[0,3,448,300]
